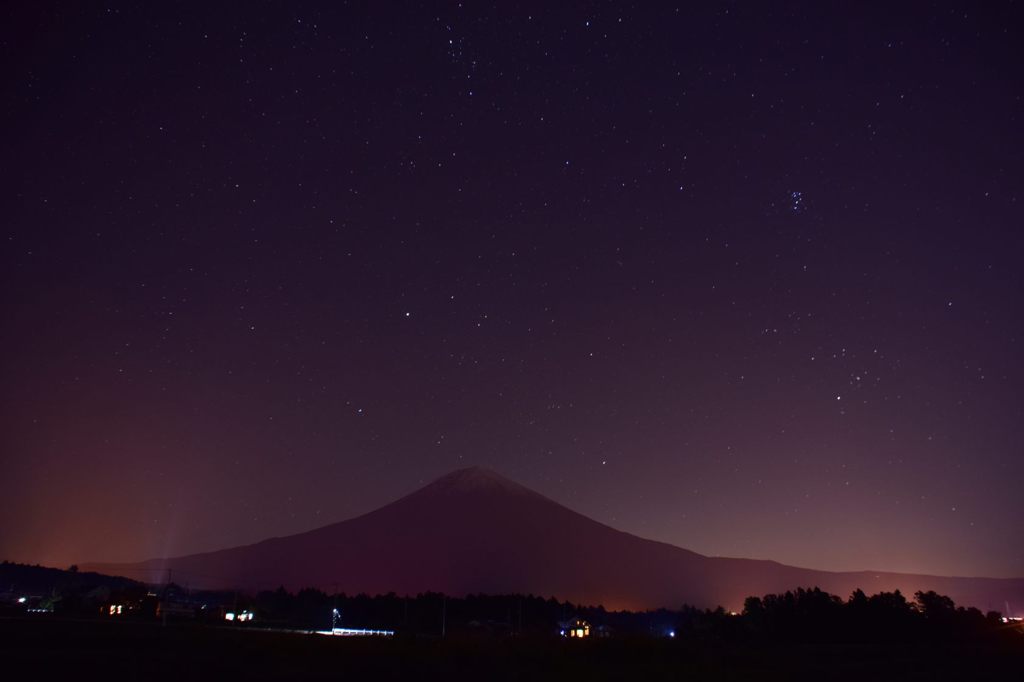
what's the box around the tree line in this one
[2,561,1019,643]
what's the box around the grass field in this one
[3,615,1022,681]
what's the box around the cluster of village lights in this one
[225,610,254,622]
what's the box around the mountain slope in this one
[82,467,1024,613]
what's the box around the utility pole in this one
[441,596,446,639]
[162,568,171,628]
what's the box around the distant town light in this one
[225,612,236,621]
[17,597,26,604]
[669,630,676,638]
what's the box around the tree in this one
[914,590,955,619]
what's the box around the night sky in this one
[2,2,1022,580]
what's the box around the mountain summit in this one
[83,468,1024,612]
[415,466,542,498]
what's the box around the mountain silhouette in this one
[82,467,1024,612]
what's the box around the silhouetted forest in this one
[2,561,1018,644]
[4,561,1023,681]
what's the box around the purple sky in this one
[2,2,1022,579]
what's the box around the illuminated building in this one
[559,617,591,638]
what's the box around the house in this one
[559,617,591,638]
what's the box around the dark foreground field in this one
[2,616,1022,681]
